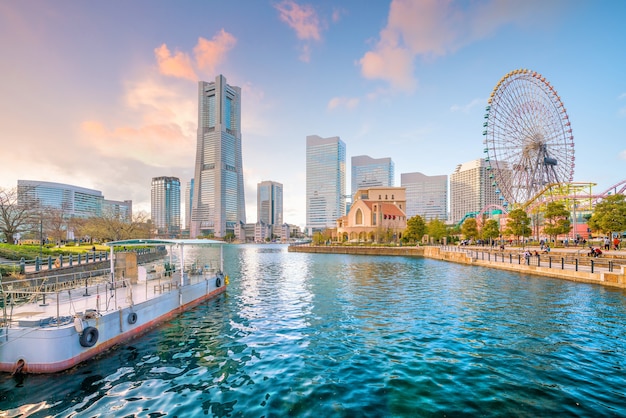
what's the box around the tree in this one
[0,187,36,244]
[588,194,626,238]
[542,201,571,242]
[313,231,325,245]
[427,218,447,244]
[503,209,531,246]
[403,215,426,243]
[461,218,479,240]
[481,219,500,243]
[79,210,152,242]
[43,208,70,245]
[224,232,236,243]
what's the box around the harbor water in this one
[1,244,626,417]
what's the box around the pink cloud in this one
[359,32,416,91]
[194,29,237,75]
[80,79,197,168]
[275,0,322,41]
[359,0,551,91]
[154,44,197,81]
[81,120,190,168]
[327,96,359,110]
[332,7,346,23]
[155,29,237,81]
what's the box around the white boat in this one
[0,239,228,374]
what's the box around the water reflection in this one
[1,244,625,417]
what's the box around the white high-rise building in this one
[306,135,346,234]
[351,155,394,197]
[401,172,448,221]
[151,176,181,238]
[257,181,283,226]
[190,75,246,238]
[449,159,501,225]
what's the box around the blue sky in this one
[1,0,625,228]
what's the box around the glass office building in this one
[191,75,246,238]
[17,180,104,218]
[151,176,181,238]
[401,172,448,221]
[306,135,346,234]
[257,181,283,226]
[351,155,394,198]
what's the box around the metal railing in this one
[442,245,625,274]
[0,247,162,274]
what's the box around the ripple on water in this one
[2,245,626,417]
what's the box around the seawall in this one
[288,245,626,289]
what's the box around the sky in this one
[1,0,625,229]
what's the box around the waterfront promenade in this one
[289,244,626,289]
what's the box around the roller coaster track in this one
[521,181,625,213]
[592,179,626,205]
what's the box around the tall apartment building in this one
[351,155,394,197]
[401,172,448,221]
[17,180,132,221]
[306,135,346,234]
[449,159,501,225]
[151,176,181,238]
[184,179,194,231]
[190,75,246,238]
[257,181,283,226]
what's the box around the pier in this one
[289,244,626,288]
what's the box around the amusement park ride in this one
[466,68,625,237]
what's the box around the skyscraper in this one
[185,179,193,231]
[449,159,501,225]
[351,155,394,197]
[190,75,246,238]
[401,172,448,221]
[257,181,283,226]
[151,176,181,238]
[306,135,346,234]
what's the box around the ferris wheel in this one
[482,69,575,208]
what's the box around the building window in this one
[356,208,363,225]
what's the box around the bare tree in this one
[79,209,153,242]
[0,187,36,244]
[43,207,70,245]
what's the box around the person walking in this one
[604,237,610,251]
[613,236,621,251]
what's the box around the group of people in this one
[587,246,603,257]
[603,237,622,251]
[523,246,551,262]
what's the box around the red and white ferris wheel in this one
[482,69,575,208]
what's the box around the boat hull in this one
[0,279,225,374]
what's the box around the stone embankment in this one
[288,245,626,289]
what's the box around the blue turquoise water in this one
[2,244,626,417]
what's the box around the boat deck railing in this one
[0,266,223,329]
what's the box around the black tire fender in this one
[128,312,138,325]
[79,326,99,348]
